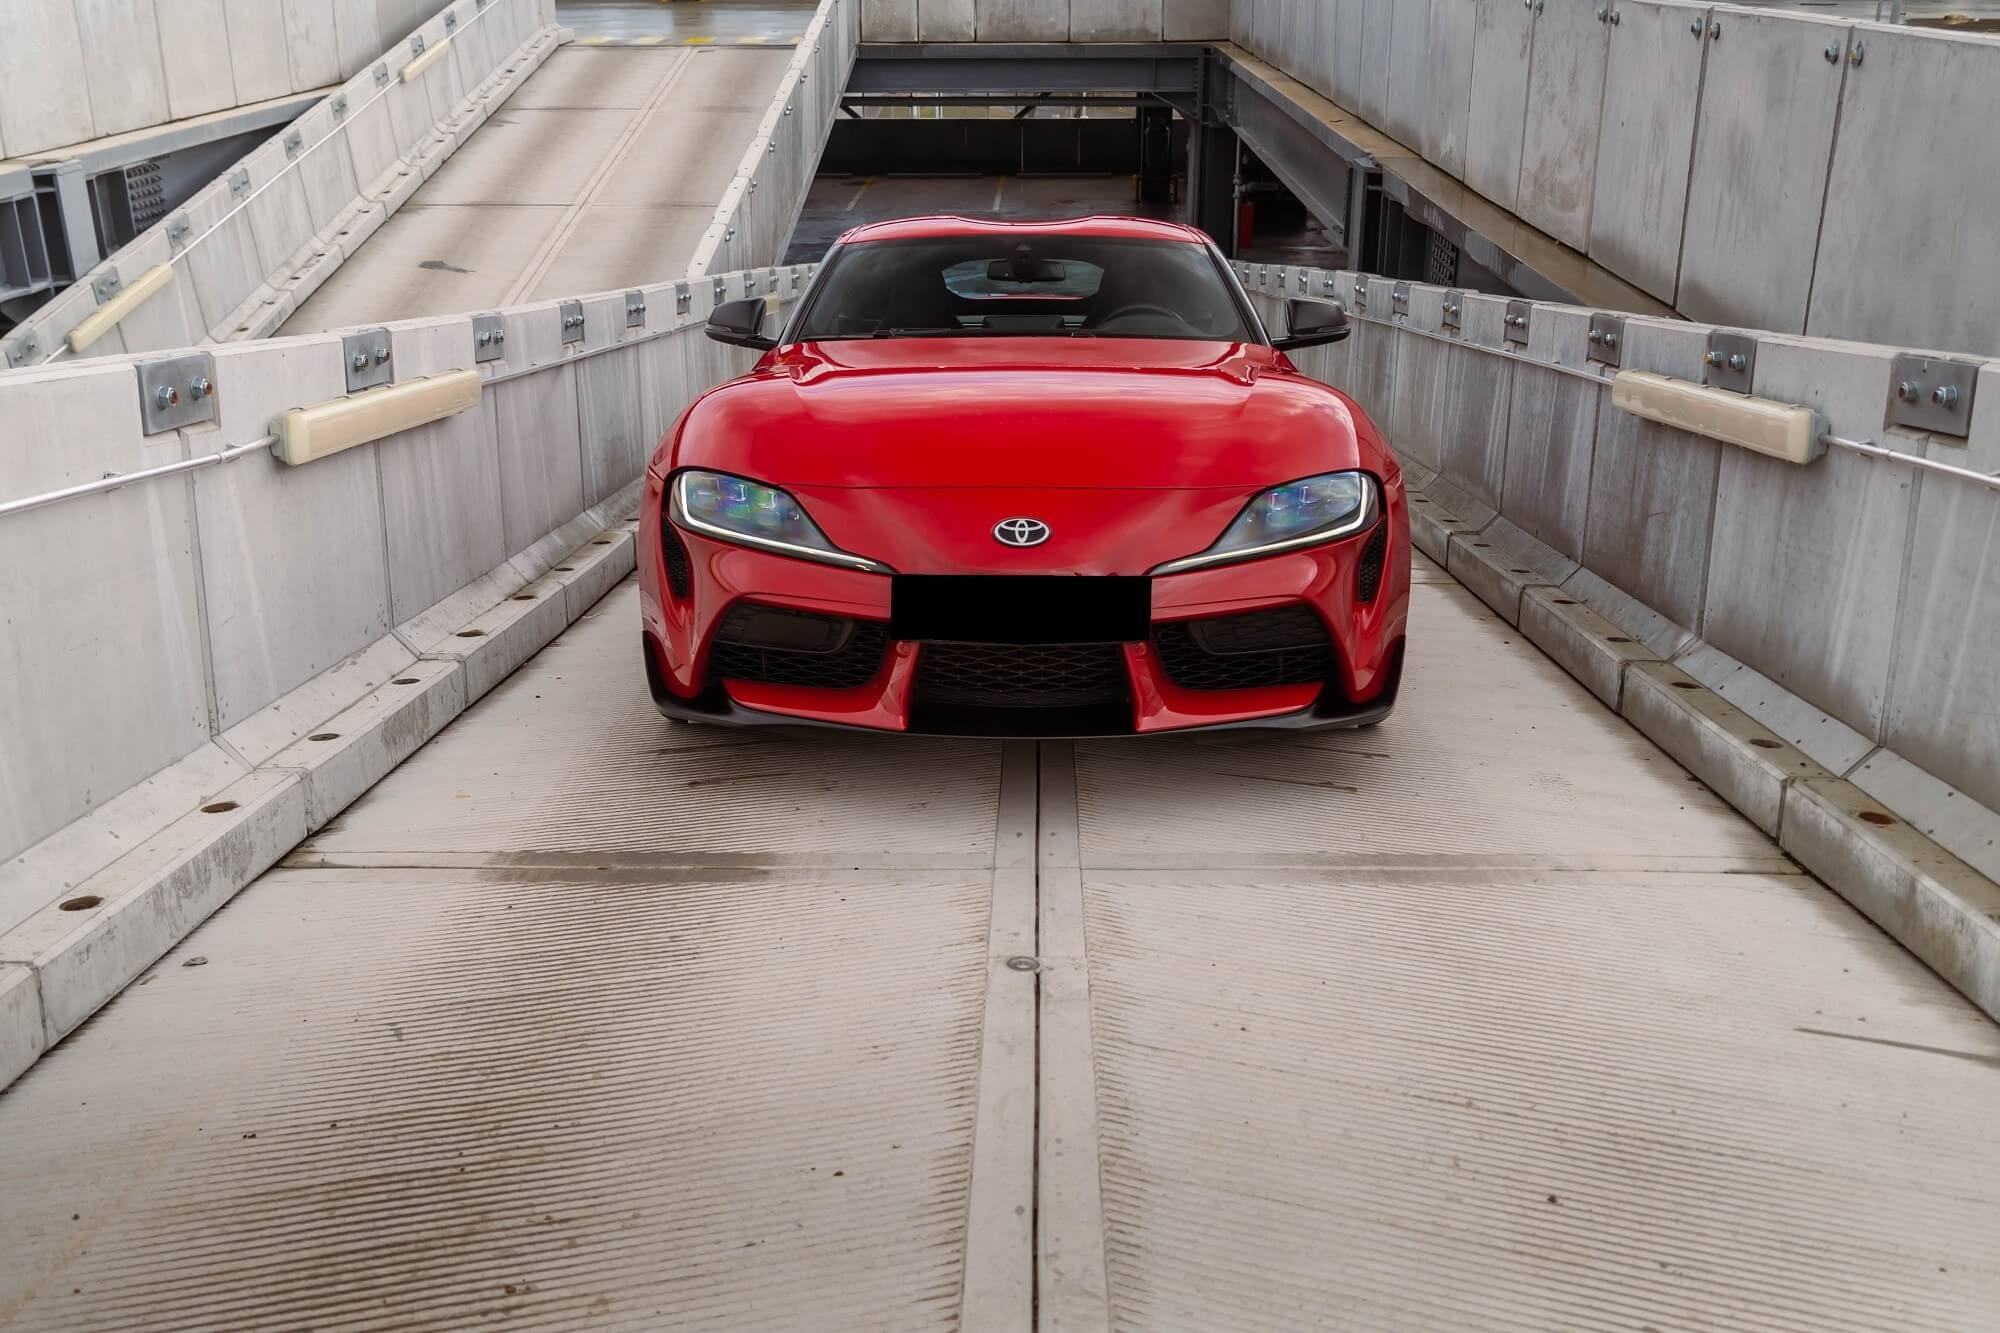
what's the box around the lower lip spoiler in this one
[644,639,1399,738]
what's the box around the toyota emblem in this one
[992,517,1051,548]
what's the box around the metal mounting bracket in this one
[284,131,303,160]
[1503,299,1531,345]
[1353,276,1369,311]
[1390,281,1410,316]
[1586,313,1626,368]
[1703,331,1757,395]
[229,169,250,198]
[6,331,42,368]
[166,216,191,252]
[137,353,219,435]
[559,300,586,346]
[676,281,691,314]
[625,290,647,328]
[472,313,506,363]
[713,276,728,303]
[92,271,124,304]
[1887,354,1979,438]
[1442,289,1464,333]
[342,329,393,392]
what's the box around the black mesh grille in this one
[1153,606,1334,691]
[710,606,890,690]
[1355,520,1389,604]
[916,643,1129,709]
[662,523,693,599]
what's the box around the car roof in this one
[835,215,1212,246]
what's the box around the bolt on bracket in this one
[472,313,506,363]
[229,169,251,198]
[713,276,728,303]
[1886,353,1978,439]
[1441,290,1464,333]
[342,329,394,392]
[284,131,304,160]
[137,353,219,435]
[166,216,192,252]
[625,290,648,329]
[676,281,692,314]
[1353,276,1369,311]
[1391,281,1411,316]
[1703,331,1757,394]
[1586,312,1626,368]
[559,300,586,346]
[5,331,42,368]
[1503,299,1531,345]
[92,270,124,303]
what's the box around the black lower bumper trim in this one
[644,635,1403,739]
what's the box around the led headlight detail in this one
[671,470,892,574]
[1152,471,1378,575]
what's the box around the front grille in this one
[916,642,1130,709]
[1153,606,1334,691]
[1355,520,1389,604]
[710,605,889,690]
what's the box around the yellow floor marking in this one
[845,176,876,212]
[992,176,1008,211]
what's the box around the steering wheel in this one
[1092,303,1192,330]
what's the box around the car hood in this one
[666,338,1370,490]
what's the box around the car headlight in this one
[670,470,891,574]
[1151,471,1378,575]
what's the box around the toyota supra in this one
[639,216,1410,737]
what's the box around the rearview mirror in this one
[706,297,777,351]
[1273,298,1350,351]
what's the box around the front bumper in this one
[639,498,1410,739]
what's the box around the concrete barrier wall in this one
[0,256,808,1082]
[690,0,860,277]
[0,0,466,158]
[861,0,1231,40]
[5,0,562,370]
[1230,0,2000,357]
[1236,261,2000,895]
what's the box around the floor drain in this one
[1005,956,1040,973]
[60,895,102,912]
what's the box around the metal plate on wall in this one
[1587,313,1626,368]
[1887,354,1979,439]
[1704,331,1757,394]
[1442,289,1464,332]
[676,281,691,314]
[1353,277,1369,311]
[472,313,506,363]
[560,300,585,346]
[625,291,647,329]
[342,329,393,392]
[1504,300,1531,345]
[137,353,218,435]
[1391,281,1410,314]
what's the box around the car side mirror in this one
[706,297,777,351]
[1272,298,1350,351]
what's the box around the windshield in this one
[793,235,1257,342]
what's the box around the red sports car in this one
[639,216,1409,737]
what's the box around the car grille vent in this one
[1355,520,1389,604]
[710,606,889,690]
[662,522,693,599]
[916,642,1129,709]
[1153,606,1333,691]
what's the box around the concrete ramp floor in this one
[283,43,791,332]
[2,560,1998,1329]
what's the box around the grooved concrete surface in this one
[282,43,789,332]
[4,569,1999,1328]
